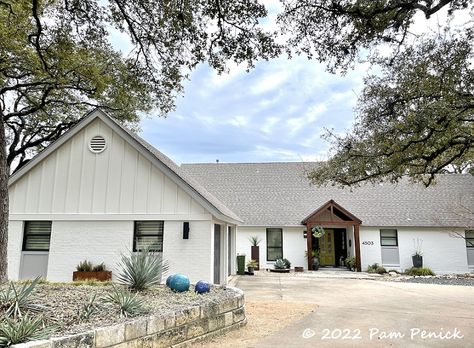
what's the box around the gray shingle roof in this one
[181,162,474,227]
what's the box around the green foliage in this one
[248,236,262,246]
[281,258,291,269]
[78,293,99,321]
[246,259,258,268]
[92,263,107,272]
[305,250,320,259]
[76,260,93,272]
[104,286,145,318]
[309,31,474,187]
[117,247,169,291]
[405,267,436,276]
[0,315,52,346]
[345,257,356,271]
[274,259,286,269]
[0,277,42,319]
[367,263,387,274]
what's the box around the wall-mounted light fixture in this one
[183,222,189,239]
[303,230,307,238]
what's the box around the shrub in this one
[104,285,145,317]
[0,315,52,346]
[405,267,435,276]
[367,263,387,274]
[345,257,356,271]
[76,260,93,272]
[274,259,286,269]
[117,247,169,291]
[92,263,107,272]
[0,277,42,319]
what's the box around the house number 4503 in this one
[362,241,374,245]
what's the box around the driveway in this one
[227,272,474,348]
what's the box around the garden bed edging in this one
[12,287,246,348]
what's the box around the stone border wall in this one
[13,287,246,348]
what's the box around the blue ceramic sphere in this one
[194,280,211,294]
[168,273,190,292]
[166,274,176,287]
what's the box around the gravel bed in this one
[387,274,474,287]
[1,283,237,337]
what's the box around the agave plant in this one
[274,259,286,269]
[103,285,145,317]
[78,293,100,321]
[0,277,42,319]
[117,247,169,291]
[0,315,52,346]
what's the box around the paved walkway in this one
[234,272,474,348]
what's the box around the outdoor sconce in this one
[303,230,307,238]
[349,239,352,247]
[183,222,189,239]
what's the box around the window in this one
[466,230,474,248]
[22,221,52,251]
[267,228,283,261]
[133,221,164,252]
[380,229,398,246]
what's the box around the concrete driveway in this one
[233,272,474,348]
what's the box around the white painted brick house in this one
[7,108,474,283]
[7,109,240,284]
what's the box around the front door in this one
[319,229,335,266]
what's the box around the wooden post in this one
[306,223,312,270]
[354,224,361,272]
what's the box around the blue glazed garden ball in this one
[195,280,211,294]
[166,274,176,287]
[169,273,190,292]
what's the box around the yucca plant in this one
[78,293,99,321]
[0,277,42,319]
[0,315,52,346]
[103,285,145,317]
[117,247,169,291]
[248,236,262,246]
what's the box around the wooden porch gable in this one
[303,200,362,272]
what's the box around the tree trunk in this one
[0,117,9,282]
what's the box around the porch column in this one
[354,224,361,272]
[306,223,312,270]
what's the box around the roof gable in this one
[9,109,241,223]
[302,200,362,224]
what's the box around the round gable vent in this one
[89,135,106,153]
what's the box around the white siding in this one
[8,118,207,216]
[7,221,23,281]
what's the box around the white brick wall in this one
[47,221,133,282]
[162,220,213,284]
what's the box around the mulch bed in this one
[1,282,237,337]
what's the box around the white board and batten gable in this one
[7,109,240,283]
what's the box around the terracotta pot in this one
[251,245,260,270]
[73,271,112,282]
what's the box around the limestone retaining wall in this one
[13,287,246,348]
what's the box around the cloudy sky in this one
[121,2,464,165]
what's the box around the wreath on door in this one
[311,226,325,238]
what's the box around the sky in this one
[111,2,468,165]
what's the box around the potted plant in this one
[412,238,423,268]
[73,260,112,281]
[270,258,291,273]
[305,250,320,270]
[246,259,258,275]
[248,236,261,270]
[345,256,356,271]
